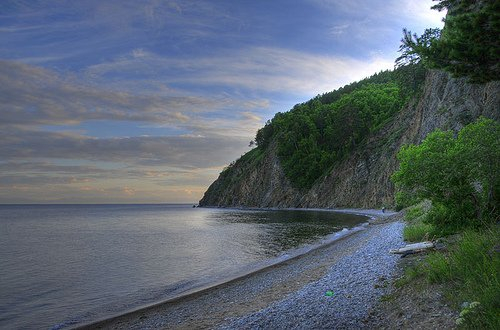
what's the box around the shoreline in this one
[77,209,403,330]
[200,205,394,218]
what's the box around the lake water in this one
[0,204,367,329]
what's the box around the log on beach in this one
[389,241,434,254]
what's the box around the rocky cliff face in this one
[199,70,499,208]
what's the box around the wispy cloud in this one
[0,0,243,66]
[86,47,394,96]
[0,126,250,168]
[0,158,223,203]
[309,0,445,51]
[0,60,259,127]
[308,0,444,26]
[0,0,443,203]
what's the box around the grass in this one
[399,202,500,328]
[403,222,435,242]
[400,226,500,329]
[442,228,500,329]
[405,203,427,222]
[402,201,437,242]
[379,293,396,302]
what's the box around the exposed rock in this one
[199,140,299,207]
[199,70,500,208]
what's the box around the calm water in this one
[0,204,367,329]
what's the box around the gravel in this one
[220,221,405,330]
[82,216,405,330]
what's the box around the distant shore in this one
[77,209,403,329]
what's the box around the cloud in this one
[0,159,218,186]
[241,111,262,122]
[308,0,444,25]
[0,0,243,67]
[86,47,394,97]
[402,0,446,28]
[0,158,223,203]
[329,24,350,36]
[0,60,243,127]
[0,57,266,203]
[1,0,441,203]
[0,182,204,204]
[122,186,136,196]
[308,0,445,48]
[0,125,250,168]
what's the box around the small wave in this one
[158,224,369,301]
[50,319,80,330]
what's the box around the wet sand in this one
[77,210,402,330]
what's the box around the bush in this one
[405,203,426,222]
[392,118,500,231]
[403,222,435,242]
[403,201,436,241]
[395,191,420,211]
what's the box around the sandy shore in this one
[78,210,404,330]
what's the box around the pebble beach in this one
[80,211,405,330]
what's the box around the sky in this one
[0,0,445,204]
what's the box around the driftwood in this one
[390,241,434,254]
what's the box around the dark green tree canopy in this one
[253,66,426,189]
[392,117,500,229]
[397,0,500,83]
[395,28,441,68]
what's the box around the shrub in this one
[395,191,420,211]
[405,203,426,222]
[392,118,500,231]
[403,222,435,242]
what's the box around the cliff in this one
[199,70,500,208]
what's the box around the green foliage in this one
[405,203,427,221]
[403,222,436,242]
[422,228,500,329]
[403,202,437,242]
[422,252,451,283]
[255,120,274,149]
[424,203,462,231]
[397,0,500,82]
[276,82,403,189]
[254,67,425,189]
[395,28,441,68]
[218,147,264,189]
[392,117,500,230]
[393,62,428,97]
[394,191,421,211]
[400,225,500,329]
[312,69,399,105]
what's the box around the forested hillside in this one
[254,65,425,189]
[199,0,499,208]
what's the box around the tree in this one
[455,117,500,214]
[255,120,274,148]
[392,117,500,229]
[395,28,441,68]
[251,68,425,190]
[396,0,500,82]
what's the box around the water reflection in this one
[0,205,367,329]
[203,209,367,259]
